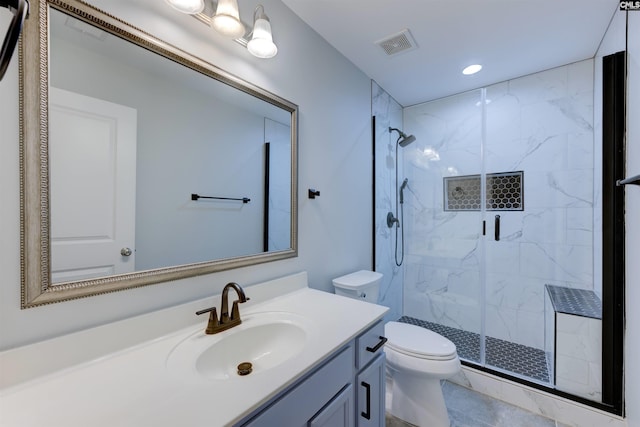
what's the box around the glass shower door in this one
[399,58,604,401]
[402,89,484,364]
[482,61,597,388]
[480,80,551,384]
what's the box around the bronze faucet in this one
[196,282,250,334]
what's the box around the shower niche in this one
[444,171,524,212]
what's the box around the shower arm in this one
[389,127,407,139]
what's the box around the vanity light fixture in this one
[246,5,277,59]
[211,0,245,39]
[462,64,482,75]
[165,0,205,15]
[166,0,278,59]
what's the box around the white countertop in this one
[0,272,388,426]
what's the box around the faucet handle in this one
[230,297,250,321]
[196,306,220,335]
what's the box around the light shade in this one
[164,0,204,14]
[247,6,277,58]
[211,0,245,39]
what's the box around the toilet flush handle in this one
[366,336,388,353]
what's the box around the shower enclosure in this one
[374,57,606,404]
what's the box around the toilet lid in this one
[384,321,457,360]
[333,270,382,290]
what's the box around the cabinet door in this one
[356,354,385,427]
[308,384,354,427]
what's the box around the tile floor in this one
[385,381,569,427]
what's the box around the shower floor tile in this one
[398,316,550,383]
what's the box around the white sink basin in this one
[166,312,309,381]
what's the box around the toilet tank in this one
[332,270,383,304]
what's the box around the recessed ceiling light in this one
[462,64,482,75]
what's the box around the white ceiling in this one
[280,0,620,106]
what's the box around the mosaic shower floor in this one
[398,316,550,384]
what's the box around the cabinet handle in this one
[360,381,371,420]
[494,214,500,241]
[366,336,388,353]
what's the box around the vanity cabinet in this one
[239,320,386,427]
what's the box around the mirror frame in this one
[19,0,298,308]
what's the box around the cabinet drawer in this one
[356,320,386,370]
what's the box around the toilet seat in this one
[385,321,457,361]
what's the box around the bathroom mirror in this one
[19,0,298,308]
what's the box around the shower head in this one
[399,134,416,147]
[389,127,416,147]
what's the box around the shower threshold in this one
[398,316,551,385]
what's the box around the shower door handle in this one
[494,215,500,241]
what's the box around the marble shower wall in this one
[402,59,596,350]
[372,81,403,322]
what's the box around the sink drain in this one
[237,362,253,376]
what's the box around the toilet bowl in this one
[331,271,460,426]
[384,321,460,427]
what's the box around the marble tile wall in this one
[372,81,404,322]
[555,313,602,401]
[401,59,597,350]
[402,89,485,335]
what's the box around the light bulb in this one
[247,17,277,58]
[211,0,245,39]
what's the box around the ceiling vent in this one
[376,29,417,56]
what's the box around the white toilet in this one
[332,271,461,427]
